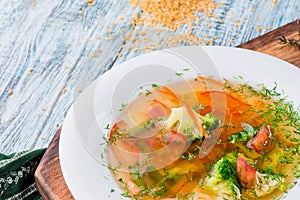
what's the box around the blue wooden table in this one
[0,0,299,154]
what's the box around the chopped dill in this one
[152,83,159,88]
[175,72,183,77]
[104,124,110,130]
[145,89,152,96]
[118,103,127,111]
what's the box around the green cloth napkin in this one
[0,149,46,200]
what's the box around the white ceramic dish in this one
[59,46,300,200]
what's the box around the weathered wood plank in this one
[0,0,138,153]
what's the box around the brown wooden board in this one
[35,128,74,200]
[239,20,300,68]
[34,20,300,200]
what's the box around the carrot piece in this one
[148,99,171,118]
[157,86,180,107]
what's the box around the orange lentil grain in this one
[129,0,221,30]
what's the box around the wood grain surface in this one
[35,128,74,200]
[239,20,300,68]
[35,21,300,200]
[0,0,299,155]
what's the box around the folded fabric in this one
[0,149,46,200]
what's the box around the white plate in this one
[59,46,300,200]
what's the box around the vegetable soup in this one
[106,76,299,200]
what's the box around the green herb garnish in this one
[175,72,183,77]
[118,103,127,111]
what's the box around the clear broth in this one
[107,77,299,200]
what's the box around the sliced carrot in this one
[107,138,140,171]
[148,99,171,118]
[157,86,180,108]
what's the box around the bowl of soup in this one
[60,46,300,200]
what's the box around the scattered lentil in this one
[129,0,221,30]
[8,90,13,95]
[271,0,278,7]
[109,34,115,39]
[205,40,213,45]
[62,88,67,93]
[88,1,96,6]
[256,26,263,33]
[91,53,100,58]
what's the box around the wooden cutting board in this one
[34,20,300,200]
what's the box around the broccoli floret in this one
[197,112,220,135]
[214,156,241,188]
[201,154,241,200]
[224,151,238,166]
[228,123,256,143]
[216,158,236,180]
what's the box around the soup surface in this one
[106,76,299,200]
